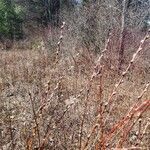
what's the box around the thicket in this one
[0,0,150,150]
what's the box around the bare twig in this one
[29,92,41,149]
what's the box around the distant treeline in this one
[0,0,149,41]
[0,0,79,41]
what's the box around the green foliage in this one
[0,0,77,40]
[0,0,23,39]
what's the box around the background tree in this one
[0,0,23,41]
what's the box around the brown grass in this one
[0,27,149,150]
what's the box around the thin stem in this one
[29,92,41,149]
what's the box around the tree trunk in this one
[118,0,127,71]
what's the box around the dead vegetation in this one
[0,1,150,149]
[0,23,149,150]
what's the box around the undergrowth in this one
[0,26,149,150]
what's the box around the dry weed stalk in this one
[140,122,150,141]
[104,83,150,145]
[115,99,149,148]
[95,100,149,149]
[81,31,112,150]
[102,32,150,140]
[82,30,149,149]
[40,105,70,149]
[7,98,15,150]
[83,83,149,149]
[79,79,92,150]
[55,22,65,63]
[105,31,149,117]
[29,92,41,149]
[137,117,142,141]
[101,83,149,148]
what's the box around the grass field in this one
[0,29,149,150]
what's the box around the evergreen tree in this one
[0,0,23,40]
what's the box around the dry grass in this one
[0,26,149,150]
